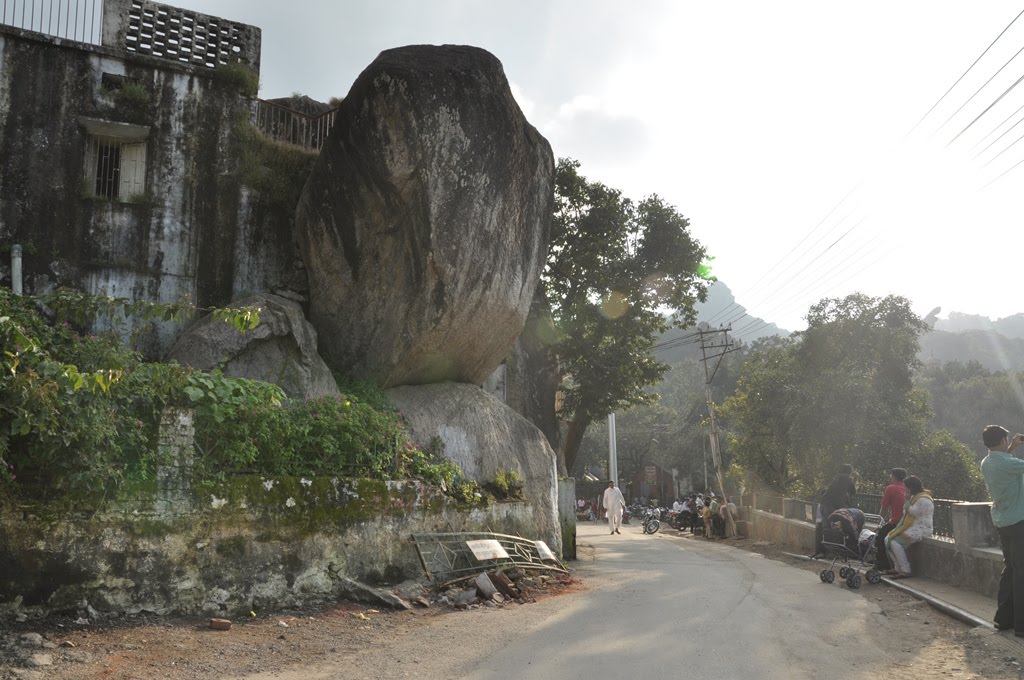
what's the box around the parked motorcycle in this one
[641,508,661,534]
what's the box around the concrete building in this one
[0,0,316,354]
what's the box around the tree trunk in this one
[561,418,591,477]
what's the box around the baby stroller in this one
[817,508,883,589]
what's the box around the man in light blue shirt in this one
[981,425,1024,636]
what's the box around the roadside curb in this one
[782,551,994,630]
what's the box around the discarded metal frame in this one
[411,531,568,582]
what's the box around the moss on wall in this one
[0,476,541,619]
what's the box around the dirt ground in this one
[2,532,1023,679]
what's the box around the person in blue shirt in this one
[981,425,1024,636]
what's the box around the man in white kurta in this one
[603,481,626,534]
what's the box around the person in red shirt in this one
[874,467,908,571]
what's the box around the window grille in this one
[84,135,146,201]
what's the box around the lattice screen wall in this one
[124,0,246,68]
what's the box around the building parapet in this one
[1,0,260,72]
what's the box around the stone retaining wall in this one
[0,478,541,621]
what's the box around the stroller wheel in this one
[819,569,829,583]
[866,569,881,584]
[825,570,835,584]
[838,567,849,579]
[846,573,862,589]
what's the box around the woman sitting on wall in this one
[883,475,934,579]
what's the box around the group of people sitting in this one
[671,492,736,538]
[813,464,934,579]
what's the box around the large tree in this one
[791,294,931,490]
[545,159,709,474]
[721,293,985,500]
[719,336,801,493]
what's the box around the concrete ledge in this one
[909,538,1003,598]
[754,509,1003,598]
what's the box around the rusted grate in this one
[411,531,567,583]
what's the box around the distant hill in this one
[655,281,790,363]
[920,328,1024,372]
[934,312,1024,339]
[918,311,1024,371]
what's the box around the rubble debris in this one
[19,633,43,648]
[26,653,53,667]
[337,577,413,611]
[209,618,232,631]
[491,570,517,599]
[411,531,568,583]
[475,573,498,600]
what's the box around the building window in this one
[85,136,147,200]
[78,117,150,202]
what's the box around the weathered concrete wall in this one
[0,478,540,620]
[0,17,301,356]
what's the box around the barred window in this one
[85,136,147,200]
[79,118,150,202]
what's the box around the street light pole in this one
[607,412,618,486]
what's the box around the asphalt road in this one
[457,522,882,679]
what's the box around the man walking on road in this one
[981,425,1024,636]
[603,481,625,535]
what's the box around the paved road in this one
[457,522,884,679]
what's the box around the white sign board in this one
[534,541,556,561]
[466,539,509,561]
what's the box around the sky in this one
[169,1,1024,338]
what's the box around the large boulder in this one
[384,383,560,554]
[296,45,554,388]
[501,286,562,456]
[167,293,338,400]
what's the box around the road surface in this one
[457,522,880,678]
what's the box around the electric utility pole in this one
[697,322,740,536]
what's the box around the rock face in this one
[295,45,554,388]
[502,286,562,455]
[167,293,338,400]
[384,383,560,553]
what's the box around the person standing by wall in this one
[981,425,1024,636]
[603,481,626,535]
[813,463,857,557]
[874,468,908,571]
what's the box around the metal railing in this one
[252,99,338,152]
[752,492,959,540]
[0,0,103,44]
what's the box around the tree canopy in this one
[545,159,710,474]
[720,293,985,500]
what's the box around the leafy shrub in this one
[485,468,525,500]
[0,289,467,502]
[211,62,260,97]
[0,289,159,497]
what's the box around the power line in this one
[947,71,1024,146]
[719,217,868,329]
[936,41,1024,134]
[704,188,858,325]
[973,107,1024,159]
[982,155,1024,189]
[908,7,1024,135]
[969,99,1024,151]
[730,231,882,336]
[720,9,1024,337]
